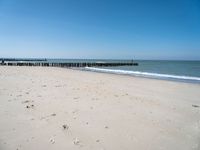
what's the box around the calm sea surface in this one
[100,60,200,77]
[34,59,200,83]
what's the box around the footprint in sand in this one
[26,104,34,109]
[22,100,29,104]
[72,109,79,114]
[62,124,69,130]
[192,104,200,108]
[114,94,119,97]
[51,113,56,116]
[104,126,109,129]
[40,113,56,120]
[122,93,129,96]
[55,85,62,87]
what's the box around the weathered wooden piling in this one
[0,60,138,67]
[0,58,47,62]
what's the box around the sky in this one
[0,0,200,60]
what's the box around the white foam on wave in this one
[85,67,200,81]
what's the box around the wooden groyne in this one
[0,58,47,61]
[0,60,138,67]
[0,58,47,63]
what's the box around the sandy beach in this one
[0,66,200,150]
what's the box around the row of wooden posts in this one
[0,61,138,67]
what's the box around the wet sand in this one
[0,66,200,150]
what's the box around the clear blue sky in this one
[0,0,200,60]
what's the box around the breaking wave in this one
[85,67,200,82]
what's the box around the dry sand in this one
[0,66,200,150]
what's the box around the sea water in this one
[29,59,200,83]
[83,60,200,83]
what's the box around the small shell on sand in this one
[49,138,55,144]
[73,138,80,145]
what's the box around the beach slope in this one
[0,66,200,150]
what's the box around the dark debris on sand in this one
[62,124,69,130]
[192,104,200,108]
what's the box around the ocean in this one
[46,59,200,83]
[4,59,200,83]
[82,60,200,83]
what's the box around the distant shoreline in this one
[0,59,199,84]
